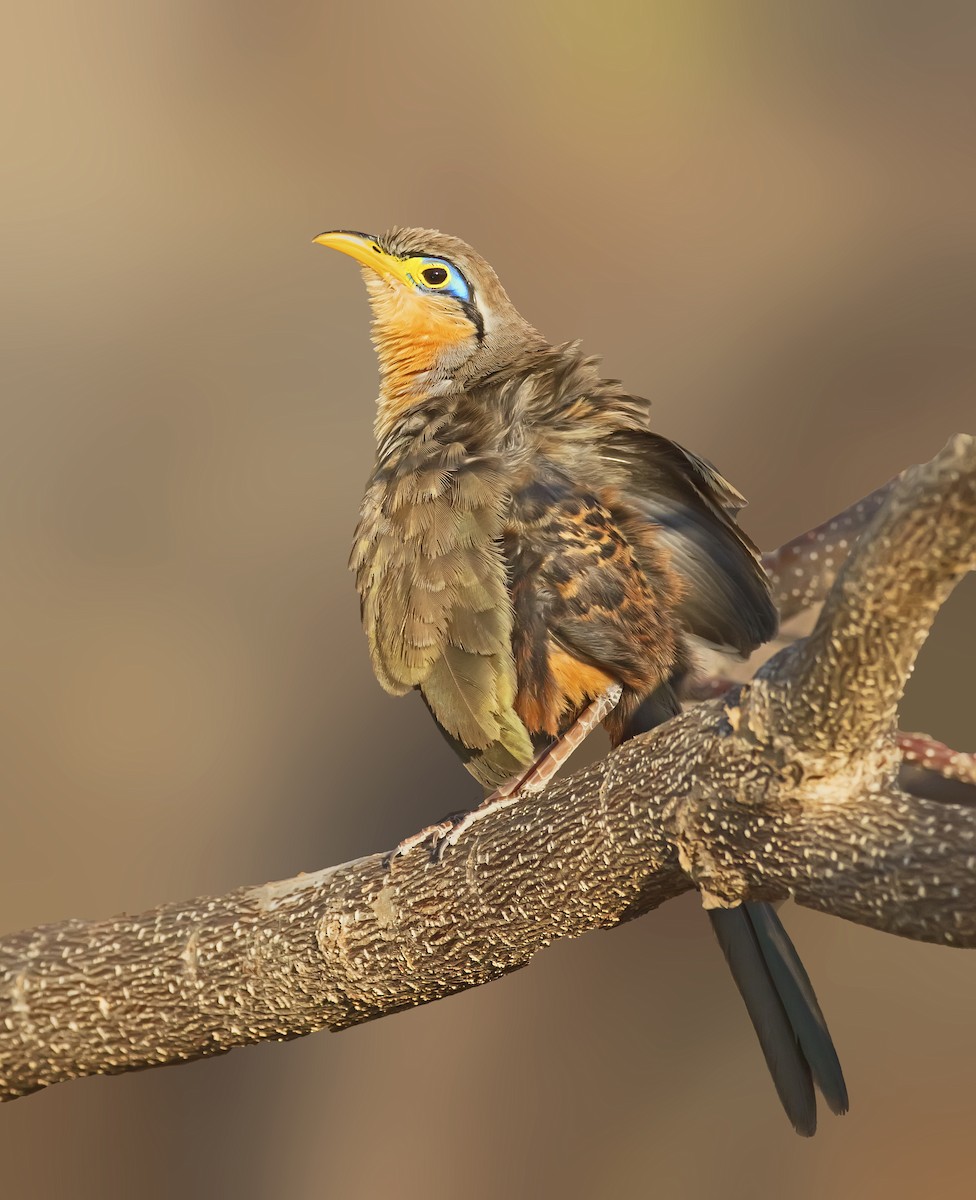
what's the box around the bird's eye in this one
[421,266,449,287]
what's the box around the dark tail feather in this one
[747,902,849,1116]
[708,905,817,1136]
[620,673,847,1134]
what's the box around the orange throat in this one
[365,273,476,431]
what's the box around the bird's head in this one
[314,226,544,419]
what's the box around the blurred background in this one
[1,2,974,1196]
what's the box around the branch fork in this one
[0,435,973,1102]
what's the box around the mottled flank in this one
[506,474,683,738]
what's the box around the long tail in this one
[709,903,847,1135]
[623,684,849,1135]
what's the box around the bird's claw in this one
[430,794,522,862]
[383,795,521,869]
[383,813,465,869]
[428,814,470,864]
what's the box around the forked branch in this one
[0,436,973,1103]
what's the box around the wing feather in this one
[352,457,534,781]
[596,430,777,655]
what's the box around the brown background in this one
[1,3,975,1197]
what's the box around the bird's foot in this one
[384,816,461,866]
[384,791,524,868]
[386,684,624,868]
[428,787,523,863]
[429,683,623,862]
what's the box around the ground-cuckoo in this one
[314,226,848,1135]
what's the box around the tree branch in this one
[762,477,894,620]
[1,436,973,1103]
[754,434,976,755]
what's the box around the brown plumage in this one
[331,226,772,785]
[316,225,847,1134]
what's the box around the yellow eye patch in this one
[401,257,470,301]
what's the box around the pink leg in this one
[408,683,621,862]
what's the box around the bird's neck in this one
[368,289,550,444]
[372,339,639,469]
[367,284,479,443]
[374,373,450,445]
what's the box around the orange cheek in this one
[366,279,475,402]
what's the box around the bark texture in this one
[1,435,973,1103]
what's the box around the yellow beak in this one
[313,230,412,286]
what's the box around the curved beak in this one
[313,230,412,285]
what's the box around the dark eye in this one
[421,266,449,287]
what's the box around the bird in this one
[314,225,848,1136]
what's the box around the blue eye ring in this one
[414,257,472,303]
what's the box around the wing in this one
[596,429,778,655]
[507,473,684,738]
[351,454,535,788]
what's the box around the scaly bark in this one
[0,436,973,1103]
